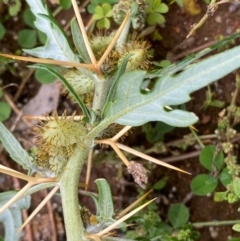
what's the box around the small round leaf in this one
[200,145,224,171]
[35,68,56,84]
[168,203,189,228]
[18,29,37,48]
[23,8,36,28]
[219,168,232,187]
[60,0,72,9]
[190,174,218,195]
[0,102,11,121]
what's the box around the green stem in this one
[60,145,90,241]
[189,127,205,149]
[193,219,240,228]
[92,77,112,116]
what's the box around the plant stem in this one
[60,145,90,241]
[193,219,240,228]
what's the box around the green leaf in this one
[37,30,47,44]
[147,13,165,25]
[97,18,110,29]
[153,176,168,190]
[0,122,32,170]
[29,64,92,122]
[233,223,240,232]
[155,3,168,13]
[24,0,78,62]
[60,0,72,9]
[219,168,232,187]
[34,68,56,84]
[233,177,240,198]
[71,18,91,63]
[147,31,240,79]
[95,178,115,222]
[103,44,240,127]
[18,29,37,48]
[0,88,3,98]
[214,191,227,202]
[0,191,31,241]
[23,8,36,28]
[4,0,21,16]
[0,102,11,121]
[168,203,189,228]
[190,174,218,195]
[102,3,112,17]
[199,145,224,171]
[0,23,6,41]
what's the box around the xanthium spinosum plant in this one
[1,0,240,241]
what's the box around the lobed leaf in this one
[24,0,78,62]
[103,45,240,127]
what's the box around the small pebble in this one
[61,19,66,25]
[215,16,222,23]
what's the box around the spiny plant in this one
[1,0,240,240]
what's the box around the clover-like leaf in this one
[93,3,113,29]
[146,0,169,25]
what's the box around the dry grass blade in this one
[0,53,95,69]
[116,189,152,219]
[117,143,191,175]
[18,185,59,232]
[96,198,157,237]
[0,182,33,213]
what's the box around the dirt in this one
[1,1,240,241]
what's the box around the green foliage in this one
[168,203,189,228]
[24,0,78,62]
[93,3,113,29]
[0,122,33,171]
[60,0,72,9]
[153,176,168,190]
[87,0,118,14]
[199,145,224,171]
[34,68,56,84]
[3,0,21,16]
[0,23,6,40]
[23,8,36,28]
[0,191,31,241]
[191,145,232,196]
[142,122,175,143]
[145,0,169,25]
[103,45,240,127]
[0,101,11,122]
[17,29,37,48]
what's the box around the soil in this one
[1,1,240,241]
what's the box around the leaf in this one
[190,174,218,196]
[0,191,31,241]
[199,145,224,171]
[147,31,240,79]
[219,168,232,187]
[34,68,56,84]
[233,223,240,232]
[0,23,6,41]
[0,123,32,171]
[18,29,37,49]
[233,177,240,198]
[103,44,240,127]
[95,178,115,222]
[24,0,78,62]
[153,176,168,190]
[214,191,227,202]
[0,102,11,121]
[28,64,92,122]
[168,203,189,228]
[71,18,91,63]
[23,8,36,28]
[60,0,72,9]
